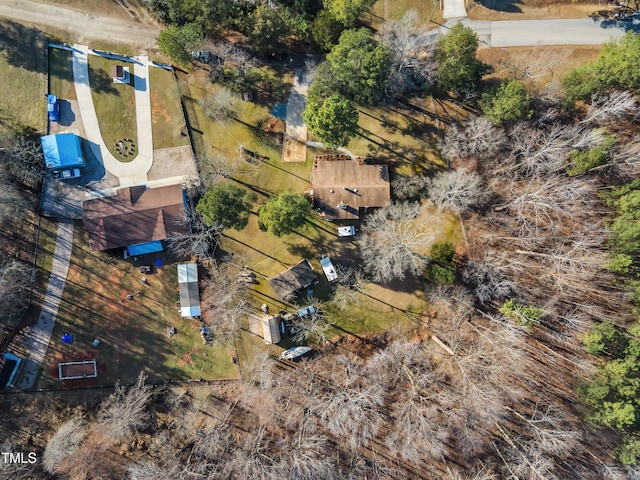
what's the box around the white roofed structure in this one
[262,315,281,345]
[178,263,201,317]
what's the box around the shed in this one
[269,260,318,301]
[262,314,282,344]
[320,256,338,282]
[41,133,85,170]
[178,263,201,317]
[0,352,22,389]
[111,65,130,84]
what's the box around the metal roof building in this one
[41,133,85,170]
[178,263,201,317]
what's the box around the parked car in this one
[53,168,81,179]
[191,50,222,65]
[297,305,317,318]
[47,94,60,122]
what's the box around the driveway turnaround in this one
[15,220,74,390]
[444,0,468,20]
[72,45,153,186]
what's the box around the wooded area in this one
[4,3,640,478]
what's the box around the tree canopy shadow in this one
[0,20,48,74]
[474,0,523,12]
[87,63,119,95]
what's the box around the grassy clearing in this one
[37,224,239,389]
[366,0,444,32]
[149,67,190,150]
[0,19,47,133]
[88,55,138,161]
[346,102,446,171]
[48,47,76,100]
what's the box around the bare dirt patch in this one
[467,0,611,20]
[282,136,307,162]
[177,351,195,367]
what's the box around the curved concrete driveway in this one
[72,45,153,186]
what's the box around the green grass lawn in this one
[88,55,138,162]
[149,66,190,150]
[48,47,76,100]
[180,62,461,362]
[365,0,444,32]
[36,223,239,389]
[347,102,446,171]
[0,19,47,133]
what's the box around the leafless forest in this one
[2,91,639,479]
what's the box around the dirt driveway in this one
[0,0,160,50]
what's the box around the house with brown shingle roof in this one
[82,184,189,251]
[310,156,391,221]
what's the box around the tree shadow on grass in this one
[0,20,48,74]
[87,63,119,95]
[474,0,522,12]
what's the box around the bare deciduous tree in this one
[315,356,385,452]
[441,117,507,162]
[428,169,488,213]
[43,418,87,475]
[0,133,45,186]
[360,202,431,282]
[462,255,515,304]
[378,9,437,95]
[98,372,152,445]
[508,122,574,177]
[581,90,637,126]
[0,259,31,320]
[199,86,236,123]
[330,264,369,311]
[391,174,429,201]
[200,263,251,342]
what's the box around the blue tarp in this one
[128,241,164,256]
[41,133,85,170]
[61,333,73,343]
[272,103,286,119]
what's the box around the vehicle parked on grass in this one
[53,168,81,179]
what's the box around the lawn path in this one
[14,220,74,390]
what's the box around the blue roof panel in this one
[41,133,85,170]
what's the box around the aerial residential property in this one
[1,0,640,477]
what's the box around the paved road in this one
[15,220,74,390]
[0,0,160,49]
[451,17,628,47]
